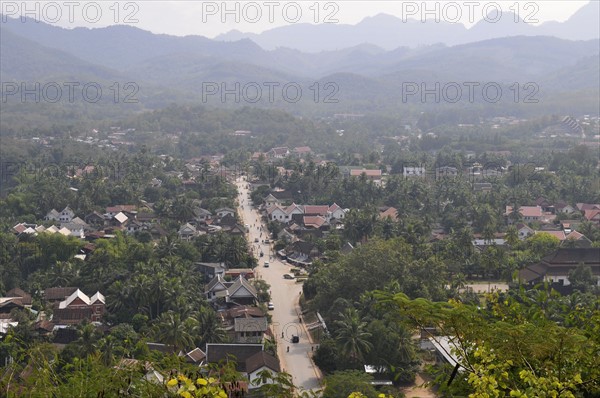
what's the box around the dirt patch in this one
[400,371,437,398]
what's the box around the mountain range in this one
[215,2,600,52]
[1,13,599,119]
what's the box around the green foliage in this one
[568,265,599,293]
[314,338,340,374]
[323,370,378,398]
[309,237,447,315]
[376,290,600,397]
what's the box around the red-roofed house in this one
[106,205,137,217]
[303,205,330,217]
[505,206,542,224]
[583,209,600,225]
[566,231,592,246]
[576,203,600,212]
[537,230,566,241]
[12,223,28,235]
[268,147,290,159]
[350,169,382,179]
[293,146,312,157]
[303,216,327,229]
[379,207,398,221]
[52,289,105,324]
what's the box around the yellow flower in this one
[167,379,178,387]
[197,378,208,386]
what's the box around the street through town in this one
[235,177,322,393]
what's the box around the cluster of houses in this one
[250,187,401,265]
[470,202,597,250]
[511,202,600,289]
[177,207,247,241]
[139,340,280,392]
[266,201,346,225]
[13,206,87,238]
[1,268,281,391]
[260,193,348,264]
[11,204,164,242]
[502,200,600,240]
[0,286,106,338]
[195,264,281,391]
[12,202,251,244]
[250,146,313,160]
[505,201,600,225]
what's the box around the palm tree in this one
[76,321,101,357]
[47,261,76,287]
[99,335,116,366]
[334,308,373,365]
[157,234,179,258]
[192,306,226,349]
[130,274,152,316]
[225,236,246,265]
[106,280,131,315]
[172,196,196,222]
[152,310,194,351]
[505,225,519,247]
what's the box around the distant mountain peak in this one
[211,5,597,52]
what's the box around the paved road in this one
[235,177,322,393]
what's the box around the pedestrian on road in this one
[287,346,289,352]
[282,332,284,338]
[311,346,314,352]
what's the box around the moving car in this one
[291,335,299,343]
[264,262,270,267]
[283,273,295,279]
[268,302,274,310]
[264,239,270,244]
[254,238,259,242]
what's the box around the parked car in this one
[264,239,270,244]
[291,335,299,343]
[254,238,259,242]
[283,273,295,279]
[264,262,270,268]
[268,302,274,310]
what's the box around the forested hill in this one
[1,15,598,123]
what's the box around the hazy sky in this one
[3,1,591,37]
